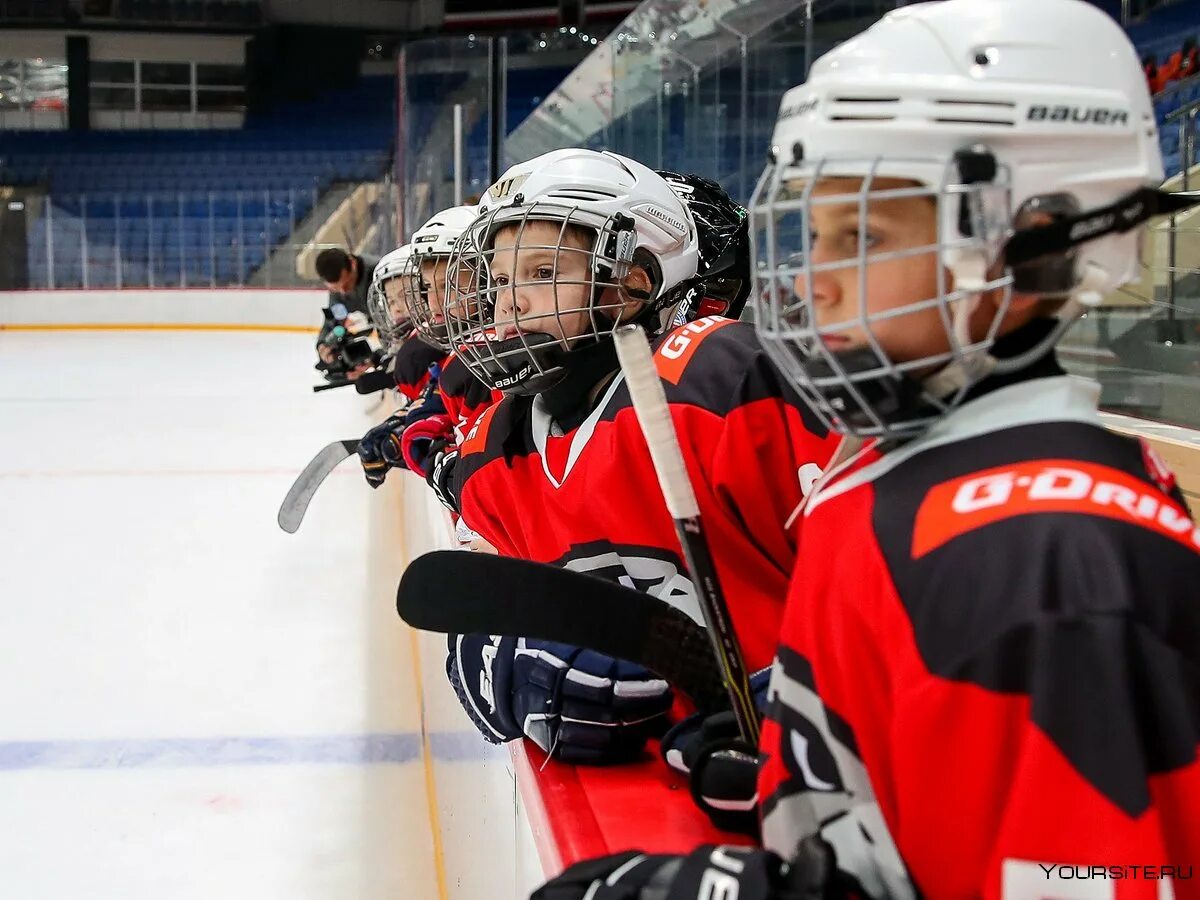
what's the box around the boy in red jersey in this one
[357,208,477,486]
[432,152,838,764]
[531,0,1200,896]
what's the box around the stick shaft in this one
[613,325,759,744]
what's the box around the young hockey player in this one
[433,152,839,764]
[438,170,749,445]
[357,207,476,486]
[365,243,445,402]
[531,0,1200,896]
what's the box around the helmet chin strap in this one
[919,289,996,402]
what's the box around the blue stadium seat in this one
[6,74,404,286]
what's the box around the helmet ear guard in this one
[596,213,637,283]
[1004,185,1200,306]
[1007,193,1083,296]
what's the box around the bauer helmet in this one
[446,149,701,395]
[406,205,479,351]
[750,0,1198,439]
[368,244,415,351]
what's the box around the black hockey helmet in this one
[656,170,751,326]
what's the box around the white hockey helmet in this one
[751,0,1194,438]
[406,205,479,350]
[447,148,701,394]
[368,243,415,350]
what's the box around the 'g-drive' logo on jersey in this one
[460,402,500,457]
[911,459,1197,558]
[655,315,737,384]
[553,541,701,624]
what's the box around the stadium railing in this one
[395,33,591,238]
[4,176,397,290]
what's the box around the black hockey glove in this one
[660,668,771,836]
[446,634,674,765]
[531,838,855,900]
[425,444,460,512]
[357,413,407,488]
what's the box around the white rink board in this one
[0,288,326,329]
[399,477,546,900]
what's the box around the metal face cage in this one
[367,271,416,351]
[402,247,460,352]
[750,154,1014,439]
[446,201,639,394]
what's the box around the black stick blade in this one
[397,551,728,711]
[355,369,397,394]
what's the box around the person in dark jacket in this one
[314,248,380,378]
[315,247,378,315]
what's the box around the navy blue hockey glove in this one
[358,364,450,488]
[401,361,446,428]
[531,838,856,900]
[660,668,771,836]
[446,634,674,765]
[357,413,408,488]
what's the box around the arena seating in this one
[1127,0,1200,174]
[0,76,394,287]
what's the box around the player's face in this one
[489,220,594,343]
[794,177,950,368]
[382,277,411,325]
[420,258,451,323]
[445,254,480,323]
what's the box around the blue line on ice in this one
[0,732,496,770]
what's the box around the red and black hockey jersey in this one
[392,333,446,402]
[758,367,1200,899]
[438,352,503,439]
[451,316,840,671]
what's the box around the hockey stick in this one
[277,439,359,534]
[396,550,728,711]
[354,368,397,394]
[613,324,760,744]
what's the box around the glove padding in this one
[660,668,772,836]
[425,444,459,512]
[401,413,454,476]
[357,363,449,488]
[532,838,854,900]
[403,362,446,427]
[357,413,407,488]
[446,634,674,765]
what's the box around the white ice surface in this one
[0,330,441,899]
